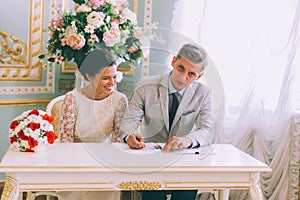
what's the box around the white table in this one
[0,143,271,200]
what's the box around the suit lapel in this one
[159,73,170,130]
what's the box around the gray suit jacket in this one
[120,72,213,146]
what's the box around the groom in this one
[120,43,213,200]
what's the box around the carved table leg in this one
[0,177,19,200]
[219,189,229,200]
[250,172,263,200]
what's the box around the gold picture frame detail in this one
[117,61,134,76]
[60,62,78,74]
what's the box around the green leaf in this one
[48,57,55,63]
[73,0,85,5]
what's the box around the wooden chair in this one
[25,95,65,200]
[46,95,65,137]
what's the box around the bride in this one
[59,48,128,200]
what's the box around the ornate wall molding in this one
[117,181,161,190]
[0,0,45,81]
[141,0,152,78]
[0,0,55,94]
[1,177,19,200]
[0,66,54,94]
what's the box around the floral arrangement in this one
[40,0,145,68]
[9,110,57,152]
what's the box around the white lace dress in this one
[58,88,128,200]
[60,89,127,143]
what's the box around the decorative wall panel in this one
[0,0,55,94]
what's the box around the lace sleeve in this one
[111,94,128,143]
[60,91,77,143]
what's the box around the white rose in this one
[24,127,33,136]
[106,0,117,6]
[87,11,105,28]
[13,142,21,149]
[20,140,28,148]
[32,130,41,139]
[65,25,77,38]
[37,137,46,144]
[76,4,92,12]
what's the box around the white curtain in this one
[171,0,300,199]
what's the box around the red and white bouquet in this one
[9,110,58,152]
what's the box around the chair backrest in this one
[46,95,65,137]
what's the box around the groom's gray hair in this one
[177,43,208,72]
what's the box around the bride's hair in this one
[79,48,117,80]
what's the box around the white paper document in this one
[112,143,215,156]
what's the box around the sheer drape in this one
[171,0,300,199]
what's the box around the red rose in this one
[29,122,40,131]
[28,110,39,116]
[28,136,38,148]
[10,120,19,129]
[42,114,54,124]
[10,136,17,144]
[17,130,28,140]
[45,131,57,144]
[25,148,35,153]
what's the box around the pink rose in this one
[103,28,121,47]
[55,16,62,28]
[89,0,106,8]
[66,33,86,50]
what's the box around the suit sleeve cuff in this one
[123,134,129,143]
[189,138,200,148]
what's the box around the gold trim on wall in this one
[117,62,134,76]
[141,0,152,78]
[60,62,78,74]
[0,98,52,106]
[0,30,27,65]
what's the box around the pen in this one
[184,151,199,155]
[173,151,200,155]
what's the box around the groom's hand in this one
[162,136,192,153]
